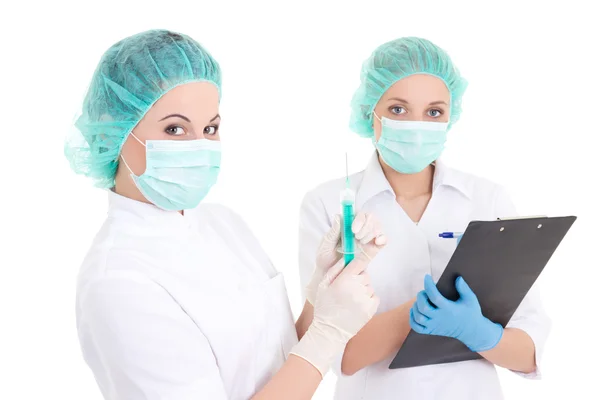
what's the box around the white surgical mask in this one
[121,134,221,210]
[373,112,448,174]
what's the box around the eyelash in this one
[165,125,185,136]
[164,125,220,136]
[391,106,407,115]
[428,109,443,117]
[204,125,219,135]
[389,107,444,118]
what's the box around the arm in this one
[298,191,396,376]
[479,328,536,373]
[296,299,414,377]
[295,190,331,341]
[480,278,550,377]
[82,272,347,400]
[84,232,379,400]
[252,355,322,400]
[488,186,551,377]
[341,299,413,376]
[295,190,329,342]
[298,190,331,305]
[411,273,550,376]
[79,272,229,400]
[257,253,380,399]
[295,300,314,341]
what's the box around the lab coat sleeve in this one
[298,189,346,376]
[493,185,552,380]
[77,270,229,400]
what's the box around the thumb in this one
[320,258,345,287]
[322,214,342,246]
[358,236,385,260]
[456,276,478,305]
[342,250,371,276]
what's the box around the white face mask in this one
[120,134,222,210]
[373,112,449,174]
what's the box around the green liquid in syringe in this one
[342,201,355,266]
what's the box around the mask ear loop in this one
[372,111,383,145]
[119,132,147,177]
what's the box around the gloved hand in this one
[305,211,387,305]
[409,274,503,352]
[290,250,380,377]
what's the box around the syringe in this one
[340,153,356,266]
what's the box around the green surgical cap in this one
[65,29,222,188]
[349,37,468,138]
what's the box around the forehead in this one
[147,81,219,119]
[382,74,450,104]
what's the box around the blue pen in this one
[438,232,463,239]
[439,231,464,245]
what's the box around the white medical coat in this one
[76,191,298,400]
[298,153,551,400]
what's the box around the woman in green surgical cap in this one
[66,29,388,400]
[297,37,551,400]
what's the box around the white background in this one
[1,0,598,399]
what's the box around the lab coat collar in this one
[432,158,472,200]
[356,152,471,208]
[107,190,194,226]
[356,153,395,208]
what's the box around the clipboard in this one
[389,215,577,369]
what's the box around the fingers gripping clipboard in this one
[389,215,577,369]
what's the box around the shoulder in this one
[443,164,510,201]
[443,164,516,216]
[193,202,252,232]
[76,261,166,325]
[76,217,172,302]
[193,202,267,253]
[77,238,157,295]
[301,172,362,208]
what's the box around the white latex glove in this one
[305,211,387,305]
[290,249,382,377]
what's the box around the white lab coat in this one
[298,153,551,400]
[76,191,298,400]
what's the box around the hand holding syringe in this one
[303,153,387,305]
[306,210,387,305]
[339,153,386,266]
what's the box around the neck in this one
[378,155,434,199]
[114,173,150,205]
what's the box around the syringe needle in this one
[345,152,349,185]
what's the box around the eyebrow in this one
[388,97,410,104]
[159,113,221,123]
[387,98,448,106]
[159,114,191,122]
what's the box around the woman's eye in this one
[428,109,442,118]
[391,106,406,115]
[204,125,218,135]
[165,126,185,136]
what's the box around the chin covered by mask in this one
[373,114,448,174]
[121,134,221,211]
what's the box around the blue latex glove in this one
[409,274,503,352]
